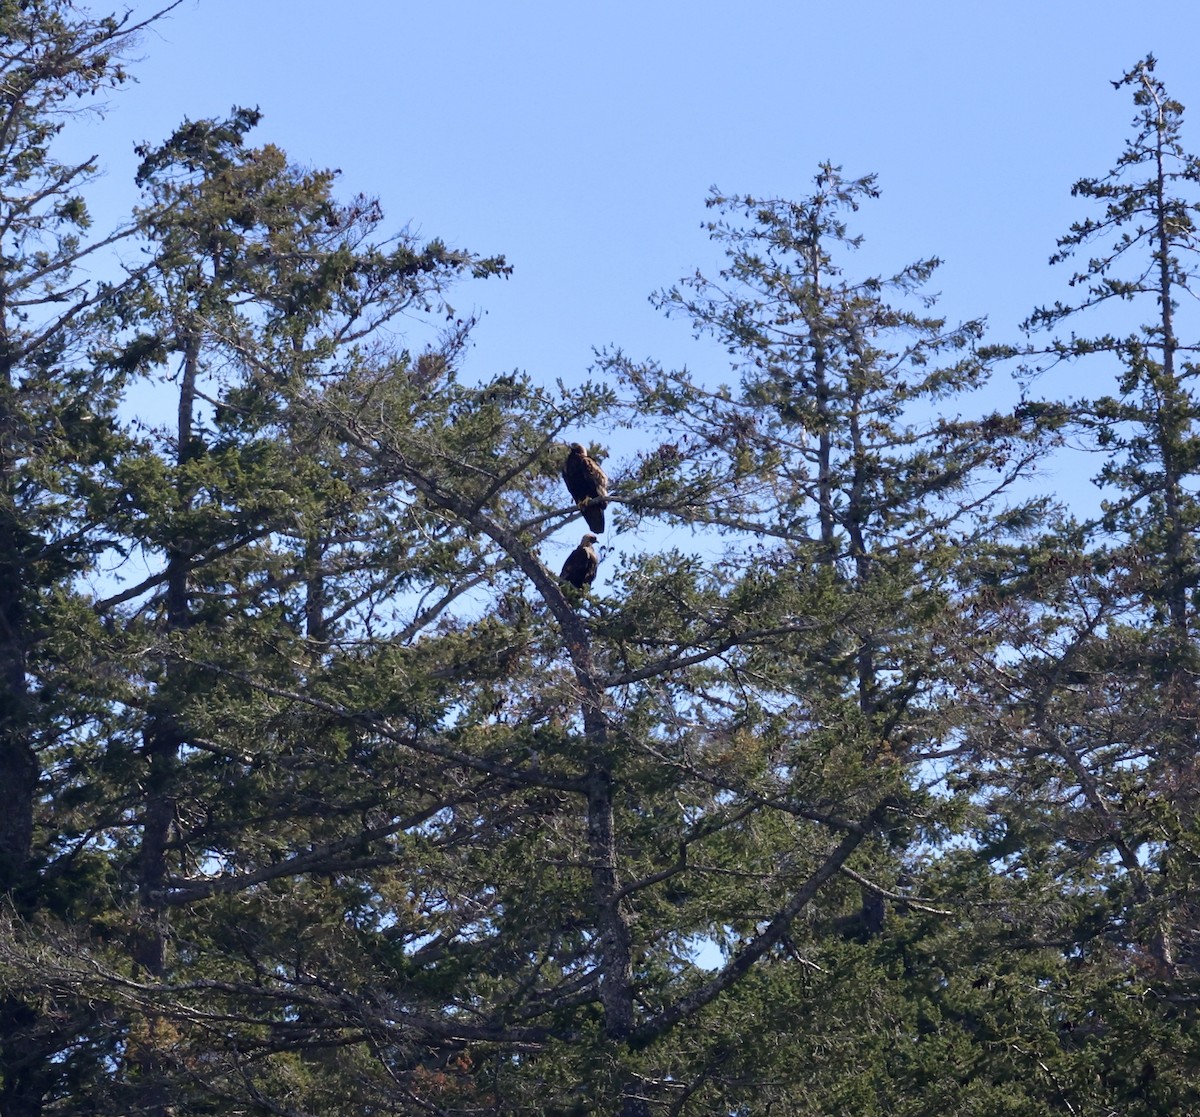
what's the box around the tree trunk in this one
[130,331,200,1117]
[0,336,44,1117]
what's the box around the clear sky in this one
[77,0,1200,520]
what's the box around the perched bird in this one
[560,533,599,589]
[562,442,608,533]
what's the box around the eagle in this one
[562,442,607,534]
[560,534,599,589]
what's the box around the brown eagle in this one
[562,442,607,534]
[560,533,599,589]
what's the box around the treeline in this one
[1,4,1198,1115]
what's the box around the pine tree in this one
[95,165,1043,1116]
[0,5,190,1112]
[80,111,509,1112]
[1021,53,1200,973]
[0,61,513,1109]
[574,167,1049,1113]
[962,55,1200,1115]
[11,8,1195,1115]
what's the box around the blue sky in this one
[79,0,1200,521]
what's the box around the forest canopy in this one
[0,5,1198,1116]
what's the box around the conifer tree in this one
[0,41,512,1106]
[1016,54,1200,972]
[573,167,1048,1114]
[69,111,509,1113]
[963,55,1200,1114]
[0,4,186,1112]
[11,6,1197,1115]
[86,163,1040,1116]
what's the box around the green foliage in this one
[2,9,1199,1116]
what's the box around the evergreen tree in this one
[963,55,1200,1115]
[0,4,187,1112]
[570,167,1048,1114]
[51,161,1041,1116]
[9,7,1197,1115]
[0,33,512,1108]
[74,112,508,1113]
